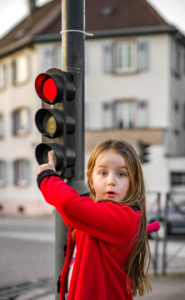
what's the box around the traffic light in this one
[138,141,150,163]
[34,68,76,178]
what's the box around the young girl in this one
[37,139,152,300]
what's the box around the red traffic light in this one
[43,78,57,102]
[34,68,77,178]
[35,68,76,105]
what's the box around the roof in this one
[86,0,168,31]
[0,0,181,58]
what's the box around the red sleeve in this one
[40,175,140,245]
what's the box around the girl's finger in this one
[48,150,55,166]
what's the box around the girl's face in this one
[91,149,130,203]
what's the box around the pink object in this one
[147,221,160,234]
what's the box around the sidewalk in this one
[134,273,185,300]
[16,273,185,300]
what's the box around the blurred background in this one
[0,0,185,299]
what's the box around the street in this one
[0,216,55,286]
[0,216,185,299]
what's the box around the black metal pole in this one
[162,192,169,275]
[55,1,87,299]
[62,0,88,195]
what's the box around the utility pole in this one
[55,1,87,299]
[62,0,87,193]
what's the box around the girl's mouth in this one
[106,191,116,197]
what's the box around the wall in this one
[85,34,170,129]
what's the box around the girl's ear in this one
[89,177,94,190]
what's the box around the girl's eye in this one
[118,172,125,177]
[100,171,107,176]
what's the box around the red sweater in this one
[38,172,141,300]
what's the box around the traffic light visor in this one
[35,109,59,138]
[35,143,75,172]
[35,143,57,167]
[35,143,63,170]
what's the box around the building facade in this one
[0,0,185,215]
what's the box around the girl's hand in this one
[36,150,56,176]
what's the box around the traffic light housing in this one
[138,141,150,163]
[34,68,76,178]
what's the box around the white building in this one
[0,0,185,215]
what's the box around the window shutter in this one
[136,100,149,128]
[13,161,18,185]
[6,161,13,185]
[25,160,31,185]
[138,41,149,72]
[102,101,113,128]
[171,40,176,74]
[102,43,113,73]
[12,110,18,135]
[0,65,7,89]
[12,61,16,84]
[0,161,6,186]
[179,46,184,77]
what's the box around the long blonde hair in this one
[87,139,152,296]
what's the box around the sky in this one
[0,0,185,38]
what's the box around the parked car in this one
[147,201,185,239]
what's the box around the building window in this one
[171,172,185,186]
[12,54,30,85]
[41,45,61,70]
[12,107,30,136]
[0,65,7,90]
[0,161,6,186]
[102,99,149,129]
[13,159,30,186]
[0,114,3,137]
[113,42,137,73]
[103,40,149,74]
[114,100,135,128]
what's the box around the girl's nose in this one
[107,173,116,186]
